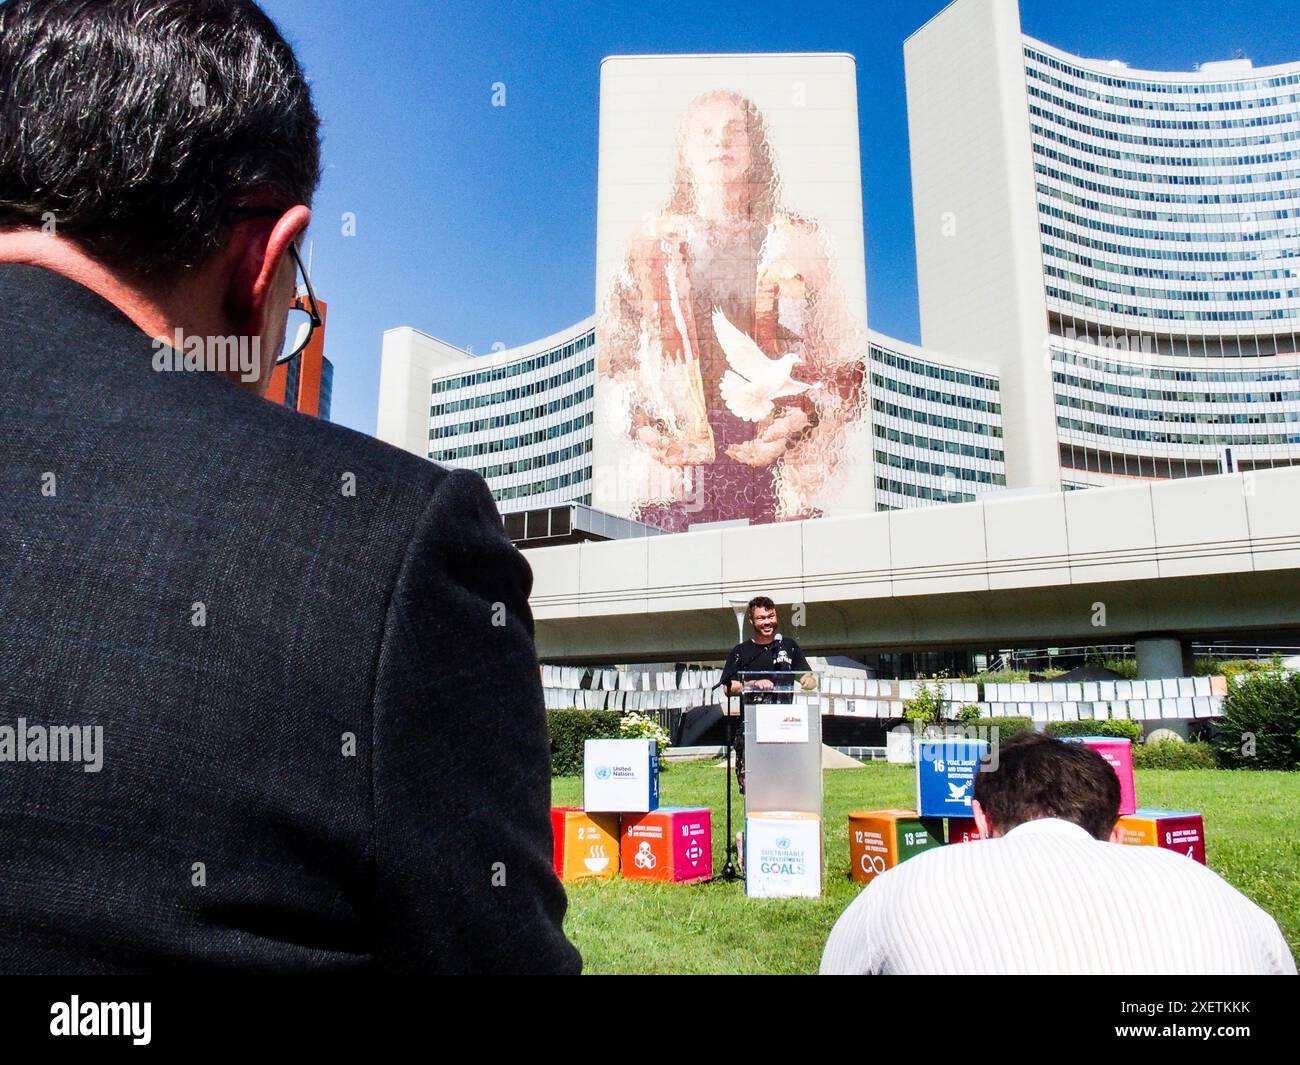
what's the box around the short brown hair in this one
[973,733,1120,840]
[747,596,776,619]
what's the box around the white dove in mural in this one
[712,307,818,423]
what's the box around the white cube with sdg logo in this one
[583,738,660,813]
[744,812,822,898]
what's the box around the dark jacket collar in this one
[0,262,145,334]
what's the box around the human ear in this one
[223,204,312,387]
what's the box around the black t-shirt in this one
[719,636,811,703]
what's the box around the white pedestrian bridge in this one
[528,467,1300,670]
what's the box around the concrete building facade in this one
[906,0,1300,491]
[379,321,1007,512]
[377,1,1300,519]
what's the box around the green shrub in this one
[1132,739,1218,770]
[1099,658,1138,679]
[1213,668,1300,771]
[1046,719,1142,742]
[547,709,620,776]
[1195,655,1284,679]
[618,711,671,771]
[903,675,948,728]
[1213,657,1285,680]
[962,671,1033,684]
[982,717,1036,742]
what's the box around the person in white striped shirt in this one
[821,734,1296,975]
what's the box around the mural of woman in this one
[599,89,866,530]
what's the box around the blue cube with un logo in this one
[583,738,660,813]
[915,737,989,818]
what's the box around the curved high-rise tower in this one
[906,0,1300,489]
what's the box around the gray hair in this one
[0,0,321,278]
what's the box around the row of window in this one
[1052,348,1300,383]
[1032,123,1300,178]
[1044,243,1299,286]
[1037,178,1299,228]
[1059,446,1225,477]
[874,450,1007,485]
[876,477,976,504]
[870,374,1002,414]
[872,399,1004,439]
[1057,416,1300,446]
[1053,371,1298,405]
[1023,48,1300,96]
[1045,284,1300,322]
[1055,390,1300,425]
[869,348,1000,393]
[1030,105,1300,160]
[1039,201,1300,247]
[1027,83,1300,135]
[1044,263,1300,305]
[1025,62,1300,115]
[430,385,594,439]
[429,411,594,463]
[463,439,592,483]
[431,358,594,416]
[1040,221,1298,266]
[491,466,592,504]
[874,424,1005,464]
[430,331,595,394]
[1034,160,1300,210]
[1033,140,1300,194]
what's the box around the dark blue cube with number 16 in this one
[916,738,989,818]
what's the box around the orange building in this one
[267,296,333,420]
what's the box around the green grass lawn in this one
[552,760,1300,974]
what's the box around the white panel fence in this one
[535,666,1277,720]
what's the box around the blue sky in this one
[257,0,1300,436]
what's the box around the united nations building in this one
[377,0,1300,534]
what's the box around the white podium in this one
[738,670,823,898]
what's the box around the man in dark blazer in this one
[0,0,580,973]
